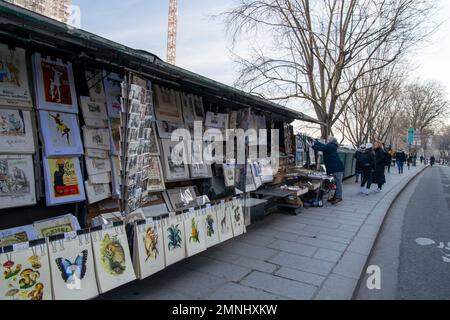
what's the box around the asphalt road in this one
[355,165,450,300]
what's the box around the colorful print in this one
[48,112,71,144]
[49,158,81,199]
[206,214,215,237]
[167,224,182,251]
[143,226,159,261]
[41,61,72,105]
[100,234,126,276]
[189,218,200,244]
[55,250,88,290]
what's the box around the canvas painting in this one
[160,139,190,182]
[48,233,99,300]
[162,215,186,266]
[133,220,165,280]
[91,225,136,294]
[0,225,37,248]
[85,181,111,204]
[33,214,81,238]
[85,157,112,176]
[216,203,233,242]
[0,155,36,210]
[103,71,122,119]
[85,69,106,103]
[82,127,111,151]
[0,242,52,300]
[43,157,86,206]
[0,109,35,153]
[39,111,83,156]
[32,53,78,113]
[230,200,246,237]
[79,96,108,128]
[184,211,206,257]
[0,45,32,108]
[202,206,220,249]
[153,85,183,123]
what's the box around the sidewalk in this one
[99,165,427,300]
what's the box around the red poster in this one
[41,61,72,105]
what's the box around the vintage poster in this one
[165,187,197,211]
[82,126,111,151]
[230,200,246,237]
[85,156,112,176]
[39,111,83,156]
[0,109,35,153]
[0,225,37,248]
[79,96,108,128]
[33,214,81,238]
[43,157,86,206]
[205,112,229,129]
[0,155,36,210]
[85,69,106,103]
[216,202,234,243]
[156,120,186,139]
[84,181,111,204]
[184,211,207,258]
[32,53,78,113]
[145,156,165,192]
[160,139,190,182]
[202,206,220,249]
[180,93,204,122]
[153,85,183,123]
[0,44,32,108]
[162,215,186,267]
[0,241,52,300]
[103,71,122,119]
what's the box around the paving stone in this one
[184,256,252,282]
[313,248,343,263]
[296,217,341,229]
[220,241,279,260]
[324,217,362,227]
[315,234,352,245]
[347,235,376,256]
[241,271,316,299]
[314,274,358,300]
[235,233,276,247]
[267,239,318,257]
[333,252,368,280]
[268,252,334,276]
[304,225,356,240]
[199,248,241,262]
[358,223,381,239]
[207,282,285,300]
[339,224,360,232]
[275,267,325,287]
[295,236,347,252]
[273,231,299,241]
[232,256,278,274]
[166,270,229,299]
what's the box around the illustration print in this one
[100,234,126,276]
[50,158,81,198]
[232,204,242,227]
[0,158,30,197]
[55,250,88,290]
[206,214,215,237]
[0,110,25,137]
[49,112,71,144]
[41,61,72,105]
[167,224,182,251]
[189,218,200,244]
[2,258,44,300]
[143,226,159,261]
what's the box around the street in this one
[355,165,450,300]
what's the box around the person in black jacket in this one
[373,142,387,192]
[385,145,393,173]
[354,144,366,183]
[357,143,376,195]
[396,150,407,174]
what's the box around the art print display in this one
[165,187,197,212]
[0,241,52,300]
[223,162,236,187]
[205,112,229,129]
[153,85,183,123]
[89,172,111,184]
[133,220,165,280]
[39,111,83,156]
[160,139,190,182]
[85,148,109,159]
[48,232,99,300]
[33,214,81,238]
[156,120,186,139]
[0,45,32,108]
[0,109,35,153]
[79,96,108,128]
[91,224,136,294]
[82,127,111,151]
[85,69,106,103]
[43,157,86,206]
[103,71,122,118]
[85,181,111,204]
[180,93,204,122]
[230,200,246,237]
[0,225,37,248]
[216,203,233,242]
[145,156,165,192]
[190,140,212,179]
[32,53,78,113]
[162,216,186,266]
[184,211,206,257]
[202,206,220,249]
[85,156,112,176]
[0,155,36,210]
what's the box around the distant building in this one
[5,0,72,23]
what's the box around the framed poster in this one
[0,241,52,300]
[0,44,32,108]
[85,157,112,176]
[160,139,190,182]
[0,155,36,210]
[153,85,183,123]
[184,211,207,257]
[0,225,37,248]
[32,53,78,113]
[145,156,165,192]
[33,214,81,238]
[84,181,111,204]
[85,69,106,103]
[202,206,220,249]
[0,109,35,153]
[165,187,197,212]
[103,71,122,119]
[43,157,86,206]
[82,127,111,151]
[216,203,233,242]
[79,96,108,128]
[48,232,99,300]
[39,111,83,157]
[162,215,186,266]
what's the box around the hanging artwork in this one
[48,232,99,300]
[32,53,78,113]
[85,69,106,103]
[160,139,190,182]
[0,241,52,300]
[245,164,257,192]
[91,224,136,294]
[0,155,36,210]
[133,219,165,280]
[223,162,236,187]
[153,85,183,123]
[145,156,165,192]
[0,109,35,153]
[39,111,83,157]
[190,140,212,179]
[258,158,274,183]
[162,215,186,266]
[33,214,81,238]
[43,157,86,206]
[230,199,246,237]
[0,225,37,248]
[82,127,111,151]
[103,71,122,119]
[85,157,112,176]
[89,172,111,184]
[180,93,204,122]
[79,96,108,128]
[184,211,207,257]
[84,181,111,204]
[216,202,233,242]
[202,206,220,249]
[229,111,237,130]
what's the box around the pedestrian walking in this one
[312,137,345,205]
[420,155,424,164]
[354,144,366,183]
[357,143,376,195]
[373,142,386,192]
[407,155,413,170]
[430,155,436,167]
[385,145,393,174]
[396,149,406,174]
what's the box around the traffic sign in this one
[407,128,415,145]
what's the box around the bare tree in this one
[434,126,450,160]
[221,0,437,138]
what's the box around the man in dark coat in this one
[396,150,407,174]
[373,142,387,192]
[358,143,376,195]
[385,145,393,173]
[313,137,344,205]
[354,145,366,183]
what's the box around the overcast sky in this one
[73,0,450,112]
